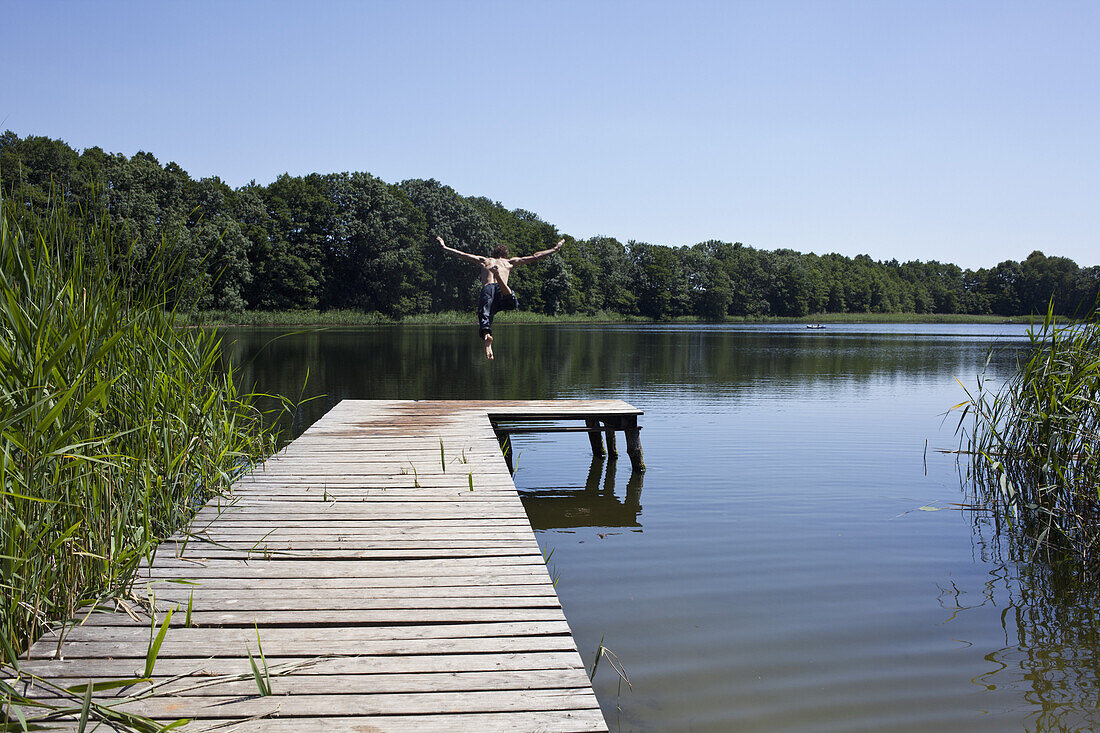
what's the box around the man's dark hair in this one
[491,244,510,258]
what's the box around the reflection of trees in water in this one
[217,325,1027,441]
[520,457,643,530]
[969,512,1100,732]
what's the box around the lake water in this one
[223,322,1100,732]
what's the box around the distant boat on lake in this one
[806,323,826,329]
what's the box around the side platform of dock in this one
[12,400,643,732]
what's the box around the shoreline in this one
[182,309,1035,328]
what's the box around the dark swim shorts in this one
[477,283,519,336]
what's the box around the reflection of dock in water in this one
[521,457,644,530]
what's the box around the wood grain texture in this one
[16,400,643,731]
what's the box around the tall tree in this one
[399,179,494,311]
[323,173,429,316]
[260,174,332,309]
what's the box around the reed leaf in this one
[144,609,173,679]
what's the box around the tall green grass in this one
[0,196,279,664]
[956,303,1100,563]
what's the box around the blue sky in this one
[3,1,1097,268]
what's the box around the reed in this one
[0,194,279,668]
[955,302,1100,563]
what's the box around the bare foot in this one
[484,334,494,360]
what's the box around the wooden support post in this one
[585,419,605,458]
[603,420,618,459]
[623,416,645,472]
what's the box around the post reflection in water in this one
[519,457,644,531]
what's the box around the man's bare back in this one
[480,258,514,287]
[436,235,564,360]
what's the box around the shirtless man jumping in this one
[436,235,564,360]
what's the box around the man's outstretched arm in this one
[436,235,485,265]
[510,238,565,266]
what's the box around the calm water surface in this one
[224,323,1100,732]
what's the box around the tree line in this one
[2,131,1097,319]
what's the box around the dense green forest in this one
[2,131,1097,319]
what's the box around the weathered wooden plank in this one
[80,607,569,626]
[210,481,518,492]
[301,427,502,435]
[170,533,540,544]
[22,669,595,698]
[263,456,509,465]
[144,552,548,564]
[157,547,545,561]
[226,486,521,494]
[184,513,534,523]
[216,481,516,491]
[156,547,545,559]
[184,515,534,525]
[171,532,541,543]
[13,651,587,678]
[131,600,564,617]
[210,498,531,507]
[138,559,549,577]
[18,689,602,719]
[191,500,528,511]
[180,522,536,533]
[165,539,543,551]
[245,456,510,463]
[182,517,534,528]
[224,487,523,496]
[135,571,554,584]
[136,586,560,604]
[260,450,508,459]
[189,508,532,519]
[132,575,553,589]
[170,534,538,545]
[173,527,539,538]
[243,466,510,475]
[28,710,608,732]
[167,534,540,545]
[255,446,503,454]
[43,621,573,644]
[176,526,537,537]
[25,635,583,660]
[229,484,519,491]
[165,540,542,553]
[188,711,608,733]
[181,512,536,526]
[219,496,522,504]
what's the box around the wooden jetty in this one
[12,400,644,731]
